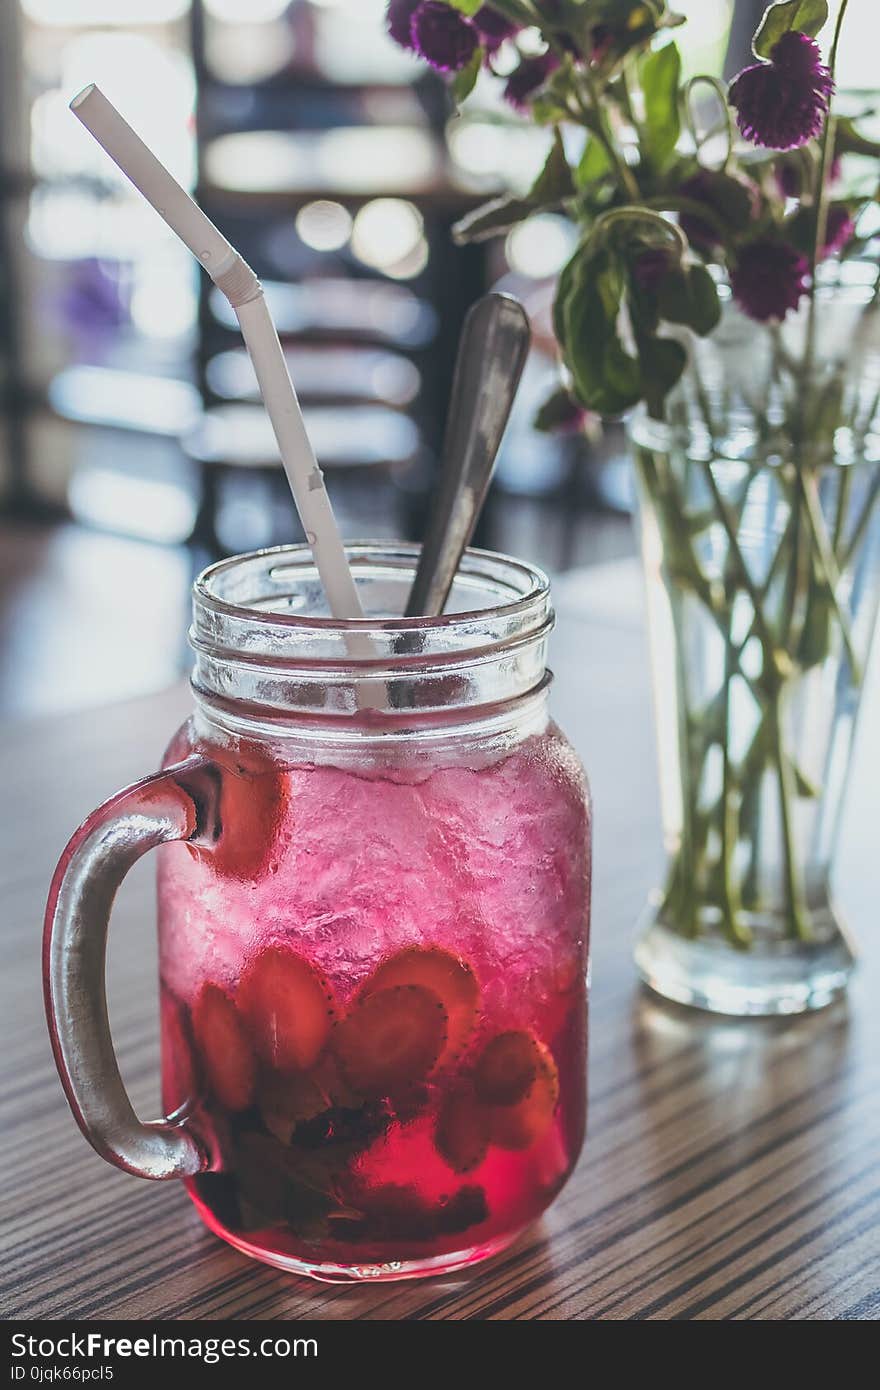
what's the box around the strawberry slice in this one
[362,946,479,1065]
[473,1029,544,1107]
[192,982,257,1112]
[333,984,447,1095]
[161,989,199,1113]
[435,1083,491,1174]
[209,744,288,881]
[237,945,338,1072]
[486,1038,560,1151]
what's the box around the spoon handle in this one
[406,292,531,618]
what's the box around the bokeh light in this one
[203,0,291,20]
[351,199,427,278]
[296,201,353,253]
[22,0,189,24]
[506,215,576,280]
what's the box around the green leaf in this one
[449,0,483,14]
[753,0,829,59]
[531,128,575,202]
[636,335,687,417]
[639,42,682,169]
[450,46,483,105]
[453,129,573,244]
[553,246,582,348]
[657,264,721,335]
[685,265,722,334]
[534,385,584,433]
[562,249,643,416]
[834,116,880,160]
[452,195,535,244]
[575,137,613,189]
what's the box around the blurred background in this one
[0,0,873,716]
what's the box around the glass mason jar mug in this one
[44,545,591,1282]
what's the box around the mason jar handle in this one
[43,756,217,1181]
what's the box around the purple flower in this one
[503,51,561,110]
[632,247,674,292]
[386,0,421,50]
[678,171,725,250]
[473,6,519,53]
[731,240,810,321]
[552,396,590,434]
[775,160,802,199]
[410,2,479,73]
[678,169,759,252]
[777,151,842,200]
[729,32,833,151]
[822,203,856,259]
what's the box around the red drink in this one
[44,544,590,1283]
[159,723,589,1280]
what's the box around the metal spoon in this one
[405,292,531,617]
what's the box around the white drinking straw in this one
[69,84,365,624]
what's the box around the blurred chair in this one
[189,0,496,554]
[183,400,421,556]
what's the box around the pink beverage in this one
[46,545,590,1282]
[159,729,588,1277]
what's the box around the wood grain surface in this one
[2,562,879,1321]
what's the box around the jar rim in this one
[189,544,555,733]
[193,542,551,634]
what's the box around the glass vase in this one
[630,274,880,1015]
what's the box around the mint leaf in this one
[575,137,613,188]
[562,249,643,416]
[640,42,682,170]
[657,264,721,336]
[451,45,483,105]
[636,335,688,418]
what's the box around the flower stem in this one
[701,465,781,667]
[580,62,641,202]
[682,76,736,172]
[770,693,812,942]
[794,466,862,682]
[807,0,850,359]
[832,466,853,559]
[720,623,750,947]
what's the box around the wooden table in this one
[3,562,879,1321]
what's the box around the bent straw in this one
[69,84,365,625]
